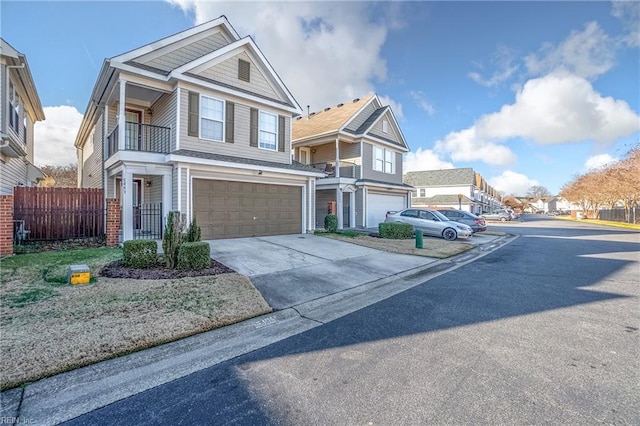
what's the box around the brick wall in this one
[0,195,14,255]
[106,198,121,247]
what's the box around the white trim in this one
[177,166,182,213]
[199,94,225,142]
[186,168,191,222]
[258,110,278,151]
[175,87,181,150]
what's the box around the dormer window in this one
[238,59,250,82]
[382,119,389,133]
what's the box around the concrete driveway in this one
[208,234,437,310]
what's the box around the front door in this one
[299,148,310,165]
[115,178,143,229]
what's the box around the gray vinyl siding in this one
[344,102,377,133]
[147,175,163,204]
[309,142,360,166]
[150,90,177,151]
[368,113,403,146]
[0,157,26,195]
[179,89,292,164]
[172,168,179,211]
[361,142,403,184]
[137,32,229,72]
[82,116,104,188]
[197,52,282,102]
[338,142,360,163]
[0,65,4,136]
[356,188,365,228]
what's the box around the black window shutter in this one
[278,115,285,152]
[250,108,258,147]
[225,102,234,143]
[188,91,199,137]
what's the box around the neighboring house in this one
[292,94,413,229]
[0,39,45,195]
[405,168,501,215]
[75,16,323,241]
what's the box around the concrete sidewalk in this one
[1,232,515,425]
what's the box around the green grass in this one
[1,247,123,308]
[554,215,640,230]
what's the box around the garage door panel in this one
[194,179,302,239]
[367,193,405,227]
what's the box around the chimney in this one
[307,105,310,119]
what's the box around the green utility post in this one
[415,229,423,249]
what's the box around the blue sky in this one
[2,1,638,195]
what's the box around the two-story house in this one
[75,16,323,242]
[1,39,45,195]
[292,94,413,229]
[405,168,501,215]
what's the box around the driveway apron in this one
[208,234,436,310]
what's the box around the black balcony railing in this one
[106,122,171,159]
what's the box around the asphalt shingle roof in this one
[171,149,322,173]
[404,168,476,187]
[292,95,375,140]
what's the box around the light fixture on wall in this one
[145,180,152,188]
[258,170,263,175]
[146,108,153,116]
[311,149,316,154]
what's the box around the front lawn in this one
[0,248,271,390]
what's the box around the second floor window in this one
[374,146,395,174]
[259,111,277,151]
[8,81,20,134]
[200,95,224,141]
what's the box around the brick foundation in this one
[0,195,14,256]
[106,198,121,247]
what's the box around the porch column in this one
[334,137,340,178]
[122,168,134,241]
[308,177,315,232]
[162,172,172,229]
[336,187,343,229]
[118,79,126,151]
[350,190,356,228]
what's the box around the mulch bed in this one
[100,259,235,279]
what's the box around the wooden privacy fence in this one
[13,187,105,242]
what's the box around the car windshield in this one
[431,210,451,221]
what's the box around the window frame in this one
[382,119,389,133]
[258,110,278,151]
[373,146,395,174]
[199,94,225,142]
[8,81,20,134]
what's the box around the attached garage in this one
[193,179,302,239]
[366,192,406,227]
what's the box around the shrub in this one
[162,211,185,268]
[324,214,338,232]
[123,239,157,268]
[378,223,413,239]
[177,242,211,270]
[184,217,202,243]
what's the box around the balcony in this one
[311,161,360,179]
[106,122,171,159]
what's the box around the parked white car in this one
[384,208,473,241]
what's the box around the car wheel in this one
[500,217,507,221]
[443,228,457,241]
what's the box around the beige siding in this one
[137,32,229,72]
[361,142,403,184]
[82,115,104,188]
[310,143,336,165]
[150,90,177,151]
[344,101,377,133]
[0,157,26,195]
[178,89,292,164]
[197,52,283,102]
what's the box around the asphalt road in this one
[65,216,640,425]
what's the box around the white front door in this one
[300,147,311,165]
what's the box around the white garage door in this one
[367,193,406,227]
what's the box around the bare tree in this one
[526,185,551,198]
[38,164,78,188]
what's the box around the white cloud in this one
[524,22,615,80]
[488,171,539,196]
[476,71,640,146]
[433,127,518,167]
[409,91,435,116]
[167,0,398,111]
[403,148,454,173]
[612,0,640,47]
[468,45,519,87]
[584,153,618,171]
[34,106,83,167]
[378,94,404,121]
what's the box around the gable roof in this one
[404,168,476,187]
[293,94,376,140]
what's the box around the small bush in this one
[177,241,211,270]
[378,223,413,239]
[184,217,202,243]
[324,214,338,232]
[163,211,185,268]
[123,239,158,268]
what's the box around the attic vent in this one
[353,98,360,102]
[296,116,303,120]
[324,107,331,112]
[337,103,344,107]
[238,59,250,82]
[309,112,317,117]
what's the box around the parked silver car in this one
[437,209,487,233]
[481,209,511,221]
[384,208,473,241]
